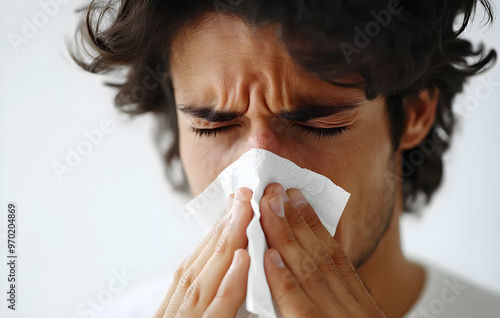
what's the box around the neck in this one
[357,190,425,318]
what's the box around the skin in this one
[155,12,438,318]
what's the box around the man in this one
[70,0,499,317]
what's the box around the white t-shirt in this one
[402,263,500,318]
[92,262,500,318]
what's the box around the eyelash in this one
[192,126,235,138]
[297,125,349,138]
[192,125,349,138]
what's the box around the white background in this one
[1,1,499,317]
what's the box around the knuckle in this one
[302,270,324,288]
[297,258,323,287]
[313,247,338,273]
[277,229,296,247]
[178,269,195,290]
[280,270,300,294]
[333,247,356,275]
[302,210,321,228]
[184,280,202,308]
[214,235,229,256]
[314,246,332,264]
[213,218,226,237]
[285,206,304,227]
[173,261,188,282]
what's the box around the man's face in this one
[169,13,397,267]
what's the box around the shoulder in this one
[404,262,500,318]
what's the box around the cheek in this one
[177,117,237,196]
[341,135,392,191]
[332,107,395,233]
[305,107,394,242]
[333,138,393,232]
[344,107,392,189]
[304,120,392,196]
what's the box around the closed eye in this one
[296,125,350,138]
[191,124,349,139]
[191,125,238,138]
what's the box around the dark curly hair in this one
[68,0,496,212]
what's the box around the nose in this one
[242,116,292,158]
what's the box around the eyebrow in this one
[176,102,361,123]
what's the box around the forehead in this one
[169,13,295,76]
[168,13,366,110]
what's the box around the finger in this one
[263,182,283,196]
[202,249,250,318]
[263,185,378,310]
[260,192,340,312]
[287,188,336,254]
[329,237,379,307]
[282,188,356,301]
[155,195,235,317]
[264,184,335,255]
[264,248,323,317]
[263,186,354,299]
[172,188,254,317]
[264,185,319,255]
[284,188,370,306]
[283,191,377,308]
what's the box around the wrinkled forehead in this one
[168,13,366,110]
[168,13,306,92]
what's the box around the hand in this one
[154,188,254,318]
[260,183,386,318]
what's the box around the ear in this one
[398,88,440,151]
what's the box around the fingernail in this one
[269,249,285,267]
[230,201,243,224]
[230,250,241,270]
[269,195,285,217]
[226,195,234,213]
[273,185,290,202]
[289,190,307,210]
[234,188,245,202]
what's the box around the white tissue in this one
[183,148,351,318]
